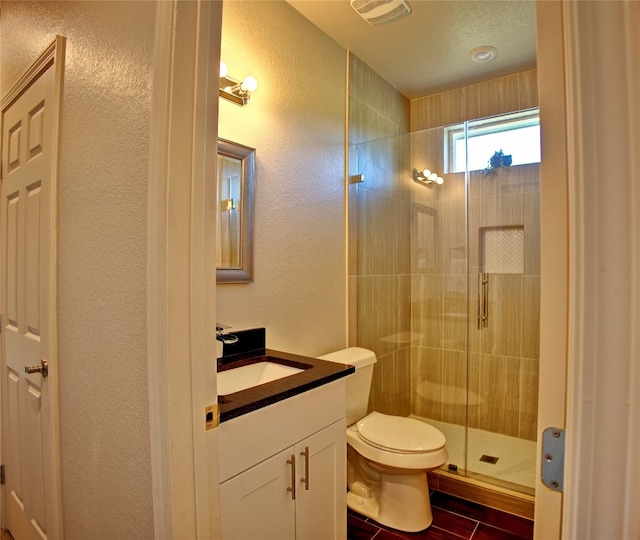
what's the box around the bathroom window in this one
[445,108,541,173]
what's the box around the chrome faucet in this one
[216,323,239,345]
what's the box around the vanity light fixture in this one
[413,168,444,187]
[219,61,258,106]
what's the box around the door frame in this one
[147,1,222,538]
[537,2,640,537]
[0,36,66,539]
[561,2,640,537]
[534,2,568,537]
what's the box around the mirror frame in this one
[216,138,255,283]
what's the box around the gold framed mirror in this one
[216,138,255,283]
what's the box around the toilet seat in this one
[347,412,448,470]
[356,412,446,453]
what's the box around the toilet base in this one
[347,470,433,533]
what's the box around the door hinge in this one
[1,464,5,485]
[541,427,565,492]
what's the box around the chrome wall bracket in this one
[541,427,565,492]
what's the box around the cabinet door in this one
[295,419,347,540]
[220,447,296,540]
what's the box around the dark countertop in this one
[217,348,354,423]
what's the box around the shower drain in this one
[479,454,500,464]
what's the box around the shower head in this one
[350,0,412,26]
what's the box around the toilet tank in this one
[318,347,377,425]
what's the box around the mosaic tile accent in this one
[482,226,525,274]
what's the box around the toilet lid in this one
[356,412,446,453]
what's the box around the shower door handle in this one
[482,273,489,328]
[477,273,483,329]
[478,273,489,329]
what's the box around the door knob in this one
[24,359,48,377]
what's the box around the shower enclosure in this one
[348,115,540,496]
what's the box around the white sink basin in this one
[218,362,303,395]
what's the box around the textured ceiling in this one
[286,0,537,98]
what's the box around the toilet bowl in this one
[319,348,448,533]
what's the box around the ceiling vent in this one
[350,0,412,25]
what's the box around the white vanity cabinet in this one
[220,420,345,540]
[218,380,347,540]
[220,446,295,539]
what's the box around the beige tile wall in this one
[348,53,412,416]
[411,164,541,441]
[409,159,469,427]
[411,69,538,131]
[349,55,540,440]
[349,53,410,144]
[472,164,540,441]
[409,72,541,442]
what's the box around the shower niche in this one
[480,225,525,275]
[348,115,541,499]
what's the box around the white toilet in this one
[319,347,448,533]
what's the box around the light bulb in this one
[428,172,438,181]
[436,176,444,185]
[241,76,258,92]
[422,169,431,177]
[219,61,228,78]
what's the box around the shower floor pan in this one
[411,415,536,493]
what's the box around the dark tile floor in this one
[347,490,534,540]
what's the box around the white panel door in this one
[295,420,346,540]
[1,41,62,540]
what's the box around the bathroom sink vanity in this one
[217,332,353,540]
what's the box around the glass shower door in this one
[464,115,540,494]
[349,116,540,496]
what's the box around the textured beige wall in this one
[217,1,347,356]
[1,2,154,538]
